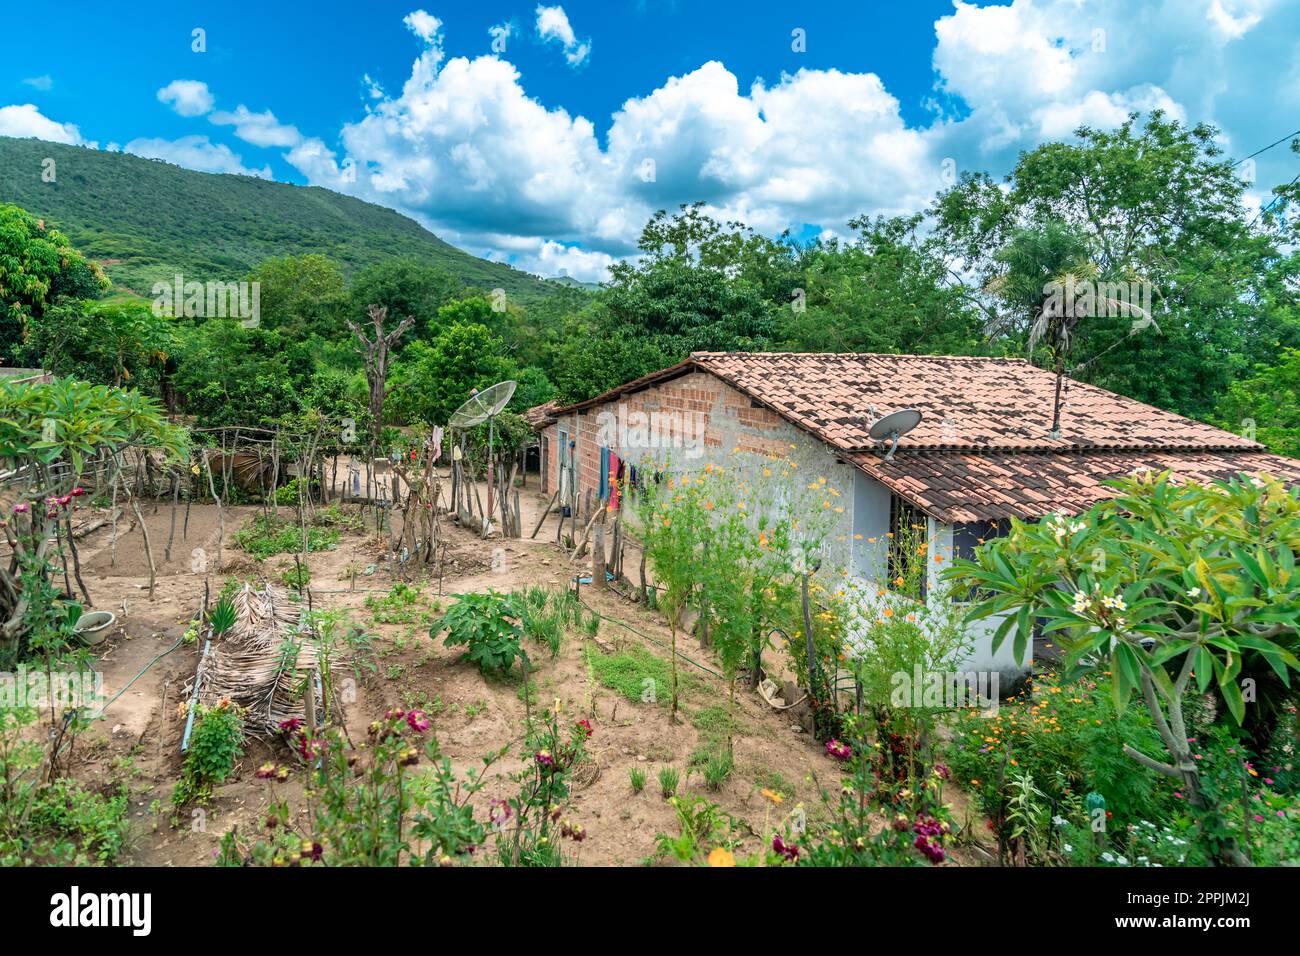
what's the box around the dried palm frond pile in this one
[193,583,339,735]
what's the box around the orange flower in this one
[707,848,736,867]
[883,608,894,618]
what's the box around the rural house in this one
[533,352,1300,677]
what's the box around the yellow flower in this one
[707,848,736,867]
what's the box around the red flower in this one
[406,709,429,733]
[575,719,593,739]
[772,834,799,862]
[825,738,852,761]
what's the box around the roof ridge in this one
[691,350,1028,363]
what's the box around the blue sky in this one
[4,1,1298,280]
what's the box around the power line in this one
[1232,127,1300,166]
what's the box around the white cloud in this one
[403,9,442,42]
[124,135,271,178]
[210,105,303,148]
[271,3,1300,281]
[0,103,86,144]
[523,240,615,283]
[157,79,214,117]
[536,5,591,67]
[21,75,53,91]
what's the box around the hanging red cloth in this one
[608,452,621,510]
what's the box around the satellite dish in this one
[449,380,517,429]
[868,408,922,462]
[447,380,517,536]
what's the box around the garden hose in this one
[88,634,186,720]
[571,588,724,680]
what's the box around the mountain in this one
[548,275,603,291]
[0,136,565,303]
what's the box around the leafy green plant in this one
[172,702,245,812]
[232,514,339,559]
[207,598,237,638]
[431,590,528,676]
[494,705,593,866]
[629,766,646,793]
[221,709,505,866]
[949,471,1300,865]
[279,563,311,590]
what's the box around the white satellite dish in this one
[868,408,922,462]
[449,380,516,429]
[448,380,517,534]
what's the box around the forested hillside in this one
[0,136,561,302]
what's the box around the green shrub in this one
[173,702,245,811]
[232,514,339,559]
[432,591,528,676]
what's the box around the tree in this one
[950,471,1300,865]
[779,214,985,356]
[1216,349,1300,458]
[347,305,414,452]
[932,112,1300,419]
[0,377,186,653]
[347,260,462,342]
[171,320,314,429]
[0,203,108,360]
[245,254,347,339]
[26,300,177,392]
[387,321,513,426]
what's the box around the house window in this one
[887,493,928,600]
[951,518,1009,601]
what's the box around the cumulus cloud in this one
[157,79,214,117]
[210,105,303,148]
[536,5,591,66]
[0,103,86,144]
[124,134,271,178]
[58,2,1287,284]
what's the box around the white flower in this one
[1101,851,1115,863]
[1053,815,1068,827]
[1063,843,1074,854]
[1187,587,1201,598]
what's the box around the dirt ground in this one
[45,480,989,867]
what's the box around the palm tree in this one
[987,222,1153,436]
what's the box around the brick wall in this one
[540,369,861,569]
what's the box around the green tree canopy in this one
[0,203,108,360]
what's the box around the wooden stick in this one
[531,489,560,539]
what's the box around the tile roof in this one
[551,351,1299,521]
[690,352,1258,453]
[524,400,560,429]
[850,450,1300,523]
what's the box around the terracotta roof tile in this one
[691,352,1258,453]
[851,451,1300,522]
[550,352,1297,521]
